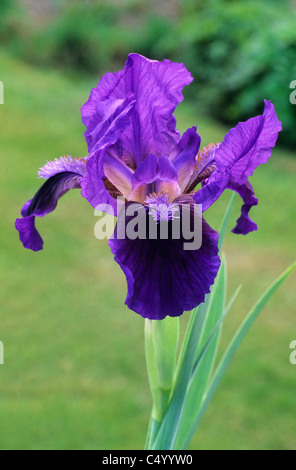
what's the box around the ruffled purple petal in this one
[229,181,258,234]
[15,171,82,251]
[84,95,135,154]
[109,201,220,319]
[194,101,282,229]
[81,144,134,216]
[15,213,44,252]
[215,100,282,185]
[81,95,137,212]
[82,53,193,164]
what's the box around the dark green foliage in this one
[0,0,12,15]
[173,0,296,148]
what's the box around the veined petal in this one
[81,96,136,213]
[215,100,282,185]
[84,95,135,154]
[229,181,258,235]
[194,101,282,227]
[15,170,83,251]
[109,201,220,319]
[82,53,193,164]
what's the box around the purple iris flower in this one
[15,54,281,320]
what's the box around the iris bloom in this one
[15,54,281,319]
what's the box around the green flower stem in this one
[144,317,179,449]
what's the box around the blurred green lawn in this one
[1,49,296,450]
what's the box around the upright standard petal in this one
[109,200,220,319]
[82,53,193,164]
[81,97,136,213]
[84,95,135,154]
[16,159,85,251]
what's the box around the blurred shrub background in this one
[1,0,296,450]
[1,0,296,147]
